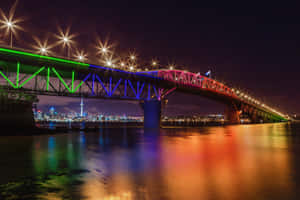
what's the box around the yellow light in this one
[63,37,69,42]
[95,36,114,56]
[0,0,25,48]
[169,66,174,70]
[32,36,54,56]
[129,66,134,71]
[130,55,135,60]
[152,61,157,66]
[74,49,87,62]
[54,26,76,50]
[106,61,112,66]
[121,62,125,66]
[6,21,12,27]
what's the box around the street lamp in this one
[74,50,87,62]
[32,36,53,55]
[0,1,24,48]
[41,47,46,53]
[55,26,76,58]
[62,36,71,57]
[152,60,157,66]
[95,36,114,56]
[128,51,137,62]
[106,61,112,66]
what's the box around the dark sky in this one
[1,0,300,116]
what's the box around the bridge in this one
[0,47,288,130]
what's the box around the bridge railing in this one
[156,69,237,98]
[155,69,288,120]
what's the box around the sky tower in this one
[80,97,84,117]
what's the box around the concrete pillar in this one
[141,100,161,129]
[0,96,36,134]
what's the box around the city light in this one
[169,66,174,70]
[0,0,25,48]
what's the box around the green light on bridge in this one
[0,62,45,89]
[0,47,89,67]
[52,68,87,93]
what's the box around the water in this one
[0,123,300,200]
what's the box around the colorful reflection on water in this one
[0,123,299,199]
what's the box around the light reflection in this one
[158,124,292,199]
[27,124,296,199]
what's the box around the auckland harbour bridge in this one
[0,47,289,130]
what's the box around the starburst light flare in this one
[54,26,77,58]
[32,36,54,55]
[74,49,87,62]
[0,0,25,48]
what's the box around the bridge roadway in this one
[0,47,288,130]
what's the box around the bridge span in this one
[0,47,288,130]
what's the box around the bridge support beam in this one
[225,103,240,124]
[141,100,161,129]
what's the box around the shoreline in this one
[0,121,292,136]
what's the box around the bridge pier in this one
[250,110,260,123]
[0,95,36,134]
[141,100,161,129]
[225,103,240,124]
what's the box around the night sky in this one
[1,0,300,116]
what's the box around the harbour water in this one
[0,122,299,200]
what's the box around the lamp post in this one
[55,27,76,58]
[0,0,25,48]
